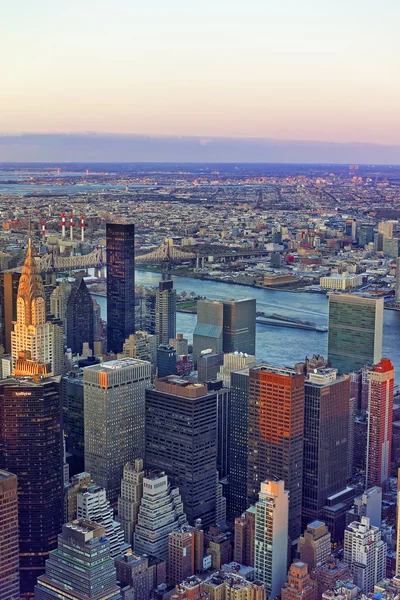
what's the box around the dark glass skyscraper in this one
[0,377,63,597]
[228,368,250,518]
[106,223,135,353]
[155,280,176,345]
[0,470,20,600]
[66,278,94,354]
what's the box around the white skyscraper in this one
[344,516,386,592]
[84,358,151,504]
[117,459,145,546]
[76,483,129,558]
[134,471,187,561]
[217,351,256,387]
[254,480,289,599]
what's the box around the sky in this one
[1,0,400,148]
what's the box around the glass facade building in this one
[0,470,20,600]
[228,368,250,518]
[66,278,94,354]
[327,294,383,374]
[155,280,176,345]
[106,223,135,354]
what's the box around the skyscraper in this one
[0,377,63,597]
[84,358,151,504]
[229,368,250,518]
[157,344,177,377]
[11,239,64,376]
[302,368,350,528]
[396,469,400,576]
[366,358,394,488]
[117,459,144,547]
[297,521,331,570]
[327,294,383,374]
[193,299,223,362]
[247,365,304,541]
[254,480,289,597]
[49,279,71,326]
[168,527,196,585]
[145,376,218,527]
[106,222,135,353]
[34,520,122,600]
[0,470,20,600]
[0,271,20,353]
[234,506,256,567]
[344,517,386,592]
[66,277,94,354]
[134,471,187,561]
[62,370,85,476]
[155,280,176,345]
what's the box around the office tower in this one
[145,288,157,334]
[346,487,382,529]
[34,521,122,600]
[197,350,224,384]
[347,396,356,480]
[193,298,256,363]
[234,507,256,567]
[145,377,217,527]
[169,333,188,356]
[217,351,256,387]
[0,270,20,353]
[134,472,187,561]
[168,528,195,585]
[215,472,227,524]
[374,232,384,252]
[378,220,394,239]
[66,278,94,354]
[344,517,386,592]
[84,358,151,504]
[254,480,289,597]
[117,460,144,546]
[64,472,92,523]
[358,223,375,247]
[114,551,152,600]
[396,469,400,575]
[222,298,256,355]
[121,331,156,363]
[321,487,356,545]
[297,521,331,570]
[366,359,394,488]
[0,470,19,600]
[229,368,250,518]
[11,240,64,376]
[49,279,71,325]
[76,484,128,557]
[62,370,85,476]
[155,280,176,344]
[327,294,383,374]
[281,562,317,600]
[157,344,176,377]
[106,222,135,353]
[345,219,357,240]
[248,365,304,540]
[383,237,400,258]
[193,299,223,362]
[0,377,63,597]
[302,368,350,528]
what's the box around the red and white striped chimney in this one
[41,220,45,238]
[81,214,85,242]
[70,213,73,241]
[61,212,66,237]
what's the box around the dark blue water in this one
[93,271,400,379]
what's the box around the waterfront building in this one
[247,364,304,540]
[117,459,145,547]
[217,351,256,388]
[344,516,386,592]
[66,277,94,354]
[302,368,350,528]
[11,239,64,376]
[297,521,331,570]
[155,280,176,345]
[76,484,128,558]
[366,358,394,488]
[106,222,135,353]
[84,358,151,504]
[145,376,218,527]
[234,507,256,567]
[254,480,288,597]
[157,343,176,377]
[134,471,187,561]
[34,520,121,600]
[0,376,63,597]
[320,273,363,290]
[193,299,224,361]
[281,562,317,600]
[0,470,19,600]
[229,368,250,517]
[327,294,383,374]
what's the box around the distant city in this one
[1,162,400,600]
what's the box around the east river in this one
[92,270,400,381]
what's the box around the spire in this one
[16,239,46,326]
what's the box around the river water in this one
[92,270,400,380]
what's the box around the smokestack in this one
[81,214,85,242]
[70,214,73,241]
[41,220,45,238]
[62,212,66,238]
